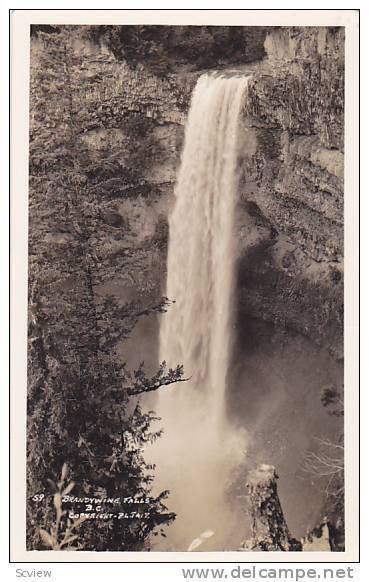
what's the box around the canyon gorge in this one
[29,25,344,552]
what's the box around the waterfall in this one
[150,74,249,551]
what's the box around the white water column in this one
[150,74,250,551]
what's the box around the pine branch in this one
[126,375,190,396]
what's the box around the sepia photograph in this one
[9,9,359,562]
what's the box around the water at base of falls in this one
[148,74,250,551]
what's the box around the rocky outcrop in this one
[69,38,190,127]
[241,464,302,551]
[237,27,344,359]
[241,464,334,552]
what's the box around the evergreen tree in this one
[28,27,184,551]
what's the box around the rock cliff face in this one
[232,28,344,541]
[238,27,344,360]
[60,38,188,302]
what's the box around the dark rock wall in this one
[229,27,344,540]
[238,27,344,360]
[56,38,187,311]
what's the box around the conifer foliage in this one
[28,27,183,551]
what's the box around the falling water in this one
[150,74,250,551]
